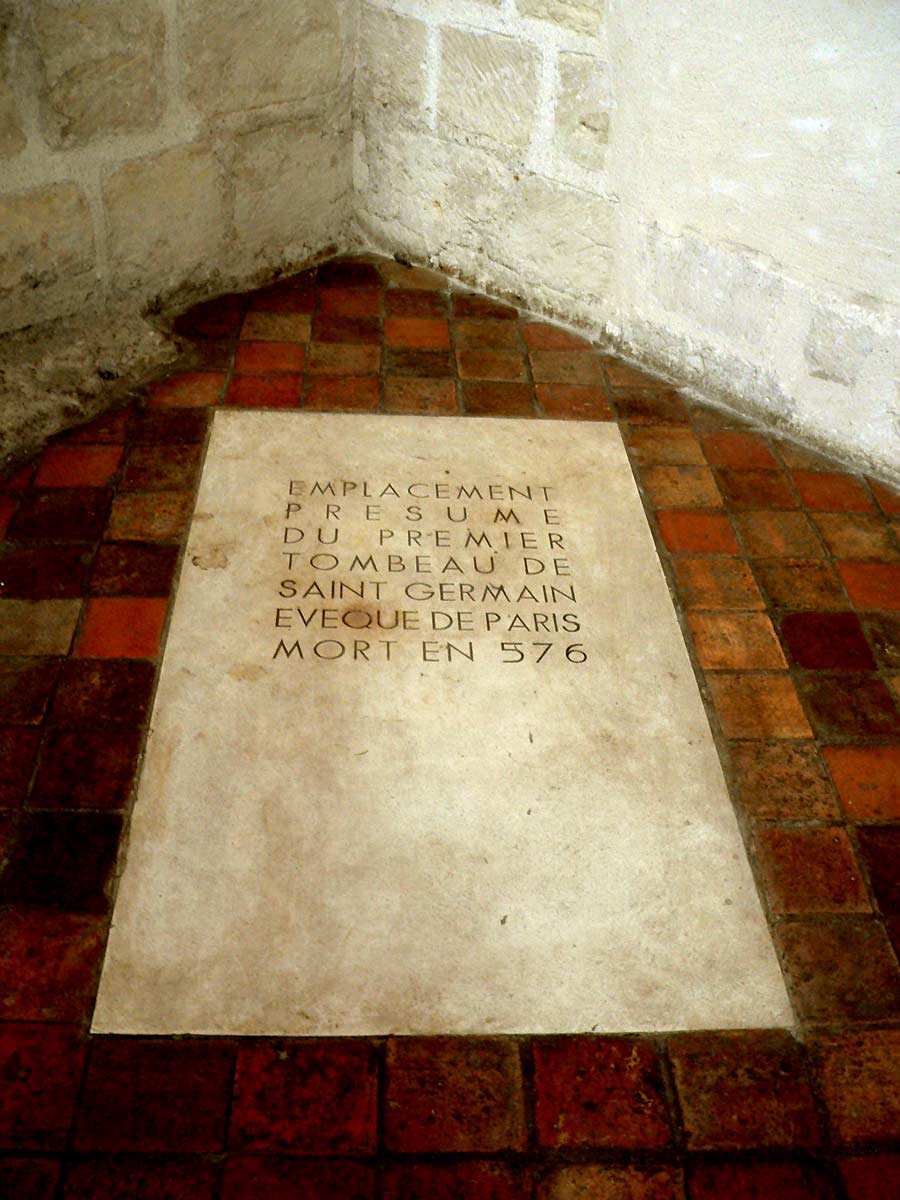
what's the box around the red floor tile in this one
[309,343,381,375]
[736,511,824,558]
[0,1023,86,1150]
[809,1030,900,1145]
[456,319,524,350]
[536,383,612,420]
[105,491,194,541]
[753,826,870,914]
[0,1157,60,1200]
[382,1161,526,1200]
[839,1155,900,1200]
[0,726,41,806]
[687,1160,835,1200]
[529,350,604,386]
[319,286,381,317]
[385,316,450,349]
[641,465,721,509]
[384,377,458,414]
[688,611,785,669]
[241,310,312,341]
[76,597,168,659]
[625,426,705,465]
[34,446,122,489]
[62,1157,217,1200]
[384,1037,526,1153]
[533,1036,671,1149]
[779,611,876,670]
[522,322,592,351]
[452,293,517,320]
[463,381,535,417]
[814,512,899,561]
[312,315,382,345]
[792,470,874,512]
[74,1039,233,1153]
[729,741,839,822]
[225,374,302,408]
[222,1157,375,1200]
[235,340,305,374]
[172,293,245,339]
[31,722,142,810]
[49,659,156,726]
[89,543,179,596]
[657,511,737,554]
[706,672,812,738]
[0,658,61,725]
[9,489,111,541]
[303,377,380,411]
[386,288,447,317]
[0,812,122,914]
[823,745,900,820]
[668,1031,821,1150]
[537,1164,681,1200]
[753,559,847,610]
[615,389,690,425]
[716,467,798,510]
[458,349,528,381]
[775,919,900,1023]
[119,443,202,492]
[0,544,93,599]
[701,431,779,469]
[838,561,900,609]
[0,908,106,1022]
[672,557,764,609]
[855,825,900,913]
[230,1041,376,1155]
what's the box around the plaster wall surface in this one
[355,0,900,479]
[1,0,898,478]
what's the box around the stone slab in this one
[93,412,791,1035]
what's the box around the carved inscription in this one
[271,478,587,665]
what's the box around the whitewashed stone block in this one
[438,28,539,153]
[518,0,605,37]
[359,5,427,120]
[556,52,610,170]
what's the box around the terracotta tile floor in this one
[0,254,898,1197]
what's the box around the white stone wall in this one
[1,0,898,478]
[354,0,900,478]
[0,0,356,333]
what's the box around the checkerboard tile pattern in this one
[0,255,897,1195]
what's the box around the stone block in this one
[232,118,351,266]
[0,10,25,158]
[556,52,609,170]
[0,183,95,331]
[438,28,539,153]
[518,0,605,37]
[804,305,877,387]
[359,5,427,120]
[182,0,344,118]
[103,143,226,296]
[31,0,164,148]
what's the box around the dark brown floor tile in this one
[0,495,15,537]
[0,1157,60,1200]
[814,513,899,561]
[241,309,312,340]
[536,383,612,419]
[382,260,447,291]
[797,673,899,737]
[754,826,870,914]
[303,377,380,411]
[779,612,876,670]
[105,491,193,542]
[537,1164,681,1200]
[50,659,156,727]
[688,612,785,669]
[457,319,523,350]
[308,344,381,376]
[64,410,129,446]
[736,511,824,558]
[687,1160,834,1200]
[862,613,900,669]
[855,825,900,914]
[0,907,106,1022]
[63,1157,217,1200]
[753,560,847,611]
[840,1156,900,1200]
[656,511,737,554]
[776,918,900,1022]
[0,727,41,806]
[119,443,203,492]
[716,468,798,510]
[318,287,381,318]
[382,1161,525,1200]
[31,722,142,810]
[452,293,517,320]
[386,289,447,317]
[808,1030,900,1145]
[701,431,779,469]
[172,293,246,339]
[222,1157,375,1200]
[729,742,840,822]
[129,407,210,444]
[230,1040,376,1154]
[0,598,81,657]
[384,377,457,414]
[530,350,604,386]
[601,358,665,389]
[463,381,535,417]
[9,489,111,542]
[0,658,61,725]
[706,673,812,738]
[793,470,874,512]
[312,315,382,345]
[533,1036,671,1149]
[0,812,121,913]
[384,347,453,377]
[0,1023,85,1150]
[458,349,527,381]
[317,259,382,289]
[672,557,764,610]
[668,1030,820,1150]
[823,744,900,821]
[838,561,900,610]
[89,542,179,596]
[248,276,316,314]
[641,466,721,509]
[615,389,689,425]
[624,426,705,465]
[870,479,900,516]
[0,544,92,599]
[522,322,592,351]
[385,1037,525,1153]
[75,1039,234,1153]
